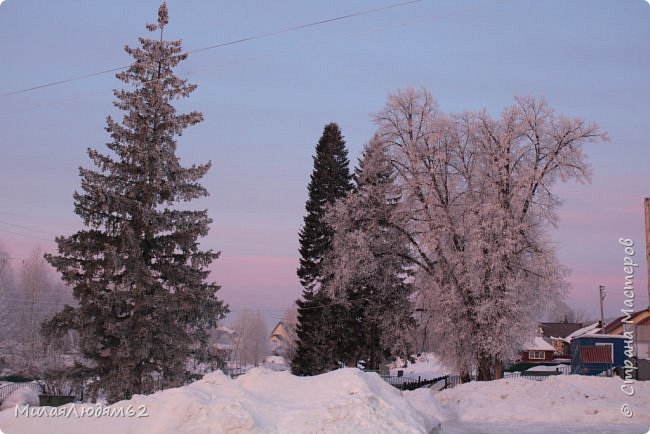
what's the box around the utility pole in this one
[643,197,650,309]
[599,285,606,333]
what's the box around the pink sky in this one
[1,0,649,327]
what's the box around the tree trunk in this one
[494,357,503,379]
[477,355,492,381]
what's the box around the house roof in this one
[576,334,626,339]
[562,322,601,342]
[603,308,650,334]
[540,322,583,339]
[524,337,555,352]
[271,322,286,336]
[271,321,295,335]
[526,363,570,372]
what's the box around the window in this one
[528,350,545,360]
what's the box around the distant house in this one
[269,322,294,356]
[515,322,583,366]
[603,308,650,360]
[208,326,239,355]
[520,337,556,363]
[539,322,583,357]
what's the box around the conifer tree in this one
[323,136,415,370]
[292,123,353,375]
[42,3,227,402]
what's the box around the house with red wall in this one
[519,337,556,363]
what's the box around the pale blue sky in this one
[1,0,649,325]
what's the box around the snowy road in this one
[439,421,650,434]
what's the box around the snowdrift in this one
[406,374,650,425]
[2,366,649,433]
[0,368,436,434]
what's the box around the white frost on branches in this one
[372,87,607,379]
[321,136,416,367]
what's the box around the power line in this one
[1,67,126,97]
[0,293,368,312]
[0,0,423,97]
[187,0,423,55]
[1,256,33,262]
[0,90,107,117]
[0,219,58,236]
[0,228,55,243]
[1,14,418,117]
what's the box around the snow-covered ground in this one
[406,374,650,433]
[0,365,648,433]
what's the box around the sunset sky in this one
[1,0,649,326]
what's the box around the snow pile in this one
[3,365,648,433]
[406,374,650,425]
[0,387,39,411]
[0,368,436,434]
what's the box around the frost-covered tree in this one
[322,136,415,370]
[42,3,227,402]
[373,88,607,380]
[19,249,58,375]
[0,246,75,376]
[0,245,16,345]
[293,123,354,375]
[231,310,268,367]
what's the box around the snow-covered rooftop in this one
[525,364,569,372]
[523,337,555,351]
[563,322,601,342]
[577,333,627,339]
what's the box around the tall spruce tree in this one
[292,123,353,375]
[323,136,415,370]
[42,3,227,403]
